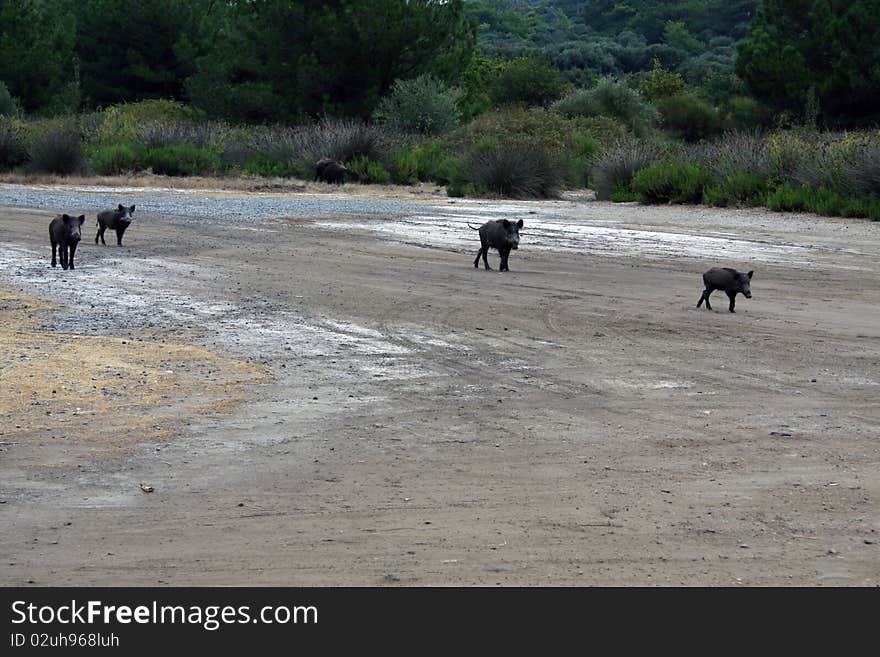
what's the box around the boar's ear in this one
[61,214,72,223]
[516,219,524,229]
[118,204,124,211]
[129,204,135,212]
[502,219,511,228]
[77,215,85,225]
[747,270,754,279]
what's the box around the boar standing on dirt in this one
[49,213,85,270]
[96,204,136,246]
[315,158,347,184]
[470,219,524,272]
[697,267,754,313]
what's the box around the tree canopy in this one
[736,0,880,126]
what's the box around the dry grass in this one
[0,286,269,463]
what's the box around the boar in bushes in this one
[315,158,347,184]
[697,267,754,313]
[49,213,85,270]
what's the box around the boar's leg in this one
[499,247,511,272]
[697,288,712,310]
[59,245,68,270]
[698,287,714,310]
[727,291,737,313]
[115,225,127,246]
[96,224,107,245]
[68,243,77,270]
[51,240,57,267]
[473,247,484,269]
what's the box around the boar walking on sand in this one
[697,267,754,313]
[470,219,524,272]
[49,213,85,270]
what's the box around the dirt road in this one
[1,182,878,585]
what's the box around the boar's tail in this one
[467,223,481,231]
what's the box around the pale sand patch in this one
[0,286,269,463]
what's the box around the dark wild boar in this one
[49,213,85,270]
[96,204,136,246]
[697,267,754,313]
[470,219,523,272]
[315,158,347,184]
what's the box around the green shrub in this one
[146,144,220,176]
[89,142,147,175]
[723,96,772,131]
[766,183,810,212]
[347,156,391,184]
[632,161,710,204]
[552,79,657,136]
[243,151,297,178]
[96,100,200,144]
[0,81,17,117]
[639,58,685,101]
[487,56,569,107]
[390,150,420,185]
[655,92,721,142]
[465,139,563,198]
[0,118,27,170]
[702,170,767,207]
[446,181,478,198]
[26,124,85,174]
[589,140,663,200]
[373,74,460,135]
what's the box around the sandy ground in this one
[0,182,878,586]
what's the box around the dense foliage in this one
[0,1,878,217]
[736,0,880,126]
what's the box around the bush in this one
[146,144,220,176]
[288,119,391,175]
[631,161,710,204]
[465,139,563,198]
[589,140,663,200]
[552,79,657,137]
[841,141,880,198]
[96,100,200,144]
[639,58,685,101]
[0,118,27,170]
[765,183,880,219]
[723,96,772,131]
[89,142,147,175]
[26,124,85,174]
[655,92,721,142]
[703,171,767,207]
[0,81,17,117]
[347,156,391,184]
[373,74,460,135]
[487,56,569,107]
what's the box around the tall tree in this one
[72,0,214,108]
[187,0,476,122]
[736,0,880,125]
[0,0,79,114]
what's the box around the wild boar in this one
[96,204,136,246]
[470,219,523,272]
[49,214,85,270]
[315,158,347,184]
[697,267,754,313]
